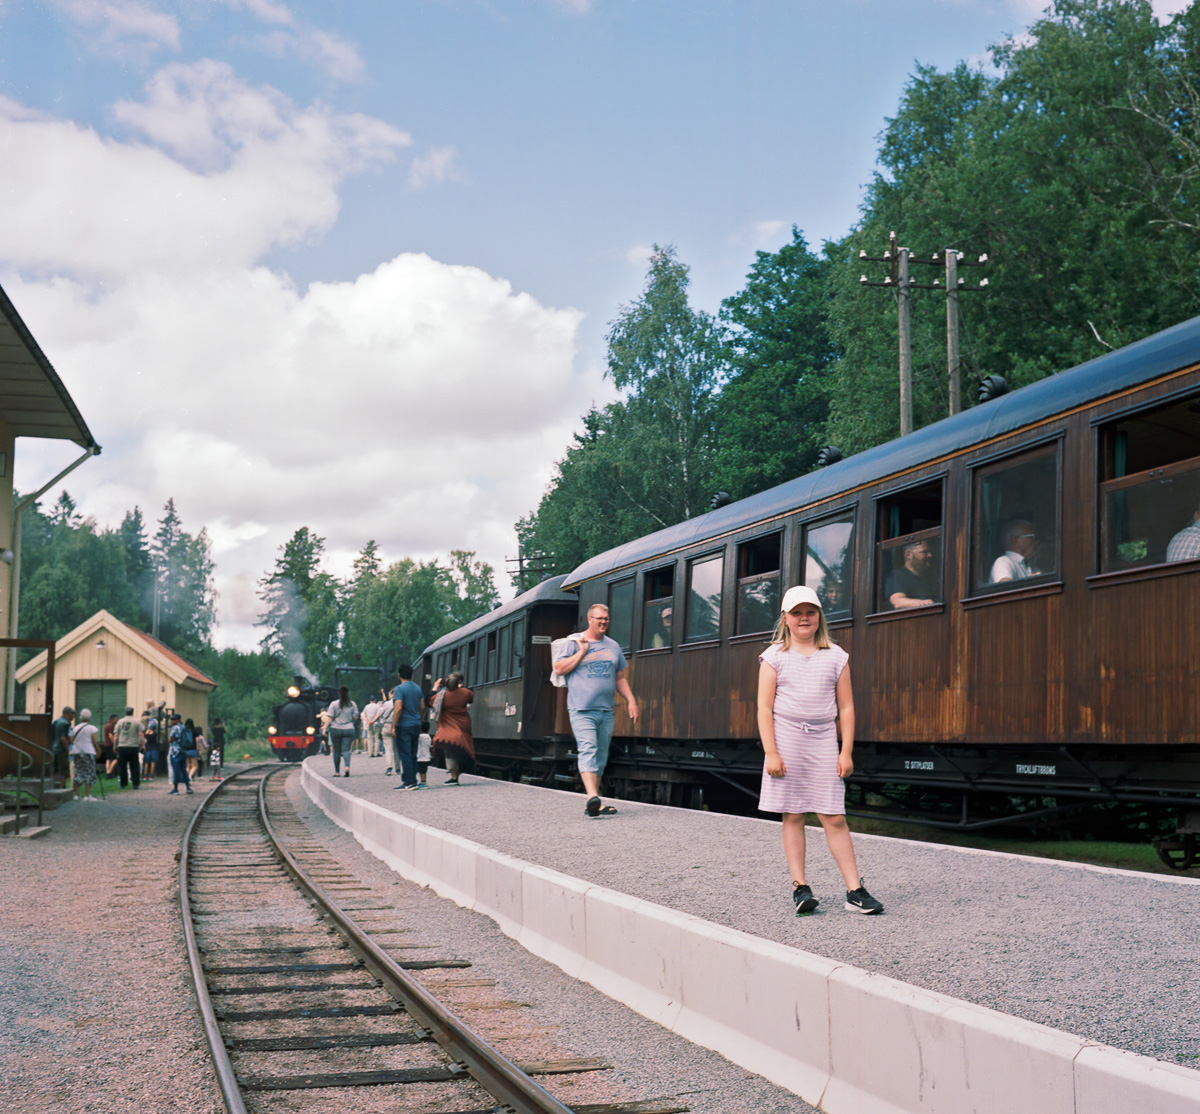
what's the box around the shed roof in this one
[14,609,217,689]
[421,575,578,657]
[0,281,97,448]
[565,312,1200,587]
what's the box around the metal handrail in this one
[0,732,48,833]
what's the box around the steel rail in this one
[179,766,258,1114]
[255,768,575,1114]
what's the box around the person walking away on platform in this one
[193,724,208,778]
[325,687,358,777]
[167,714,193,795]
[181,718,200,779]
[361,695,383,758]
[101,713,119,778]
[209,718,226,780]
[113,706,144,789]
[142,707,160,781]
[759,586,883,916]
[378,691,395,773]
[390,665,424,790]
[69,709,102,802]
[552,604,639,817]
[429,673,473,785]
[51,706,75,788]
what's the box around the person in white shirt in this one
[1166,503,1200,563]
[361,697,382,757]
[990,520,1038,584]
[69,709,102,802]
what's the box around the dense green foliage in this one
[517,0,1200,569]
[18,493,215,658]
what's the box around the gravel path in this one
[284,768,815,1113]
[0,776,226,1114]
[310,754,1200,1072]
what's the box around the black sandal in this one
[585,796,601,817]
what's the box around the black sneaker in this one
[845,881,884,915]
[792,883,819,915]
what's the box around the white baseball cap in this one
[780,585,822,612]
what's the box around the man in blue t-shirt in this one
[390,663,425,790]
[553,603,639,817]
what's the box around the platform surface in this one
[309,753,1200,1072]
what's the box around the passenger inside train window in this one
[1166,499,1200,562]
[642,565,675,649]
[972,445,1059,593]
[802,516,854,620]
[989,520,1039,583]
[885,539,938,609]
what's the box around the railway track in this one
[181,767,688,1114]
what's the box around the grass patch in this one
[847,815,1200,878]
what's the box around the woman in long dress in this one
[758,585,883,916]
[431,672,474,785]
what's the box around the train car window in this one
[971,445,1060,594]
[642,565,675,649]
[511,619,524,677]
[497,624,510,682]
[801,517,854,619]
[607,578,635,651]
[1099,394,1200,571]
[685,554,723,642]
[874,481,943,611]
[467,640,478,687]
[486,631,497,684]
[737,533,781,633]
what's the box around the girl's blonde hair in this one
[770,605,833,651]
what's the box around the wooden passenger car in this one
[563,315,1200,820]
[415,576,580,777]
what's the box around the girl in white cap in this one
[758,585,883,915]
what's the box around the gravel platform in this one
[311,754,1200,1072]
[0,775,226,1114]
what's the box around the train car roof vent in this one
[978,374,1008,402]
[710,491,733,511]
[817,446,843,467]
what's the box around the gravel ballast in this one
[307,755,1200,1072]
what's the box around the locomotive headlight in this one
[287,685,300,698]
[267,726,277,735]
[306,726,315,735]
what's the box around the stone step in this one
[0,815,52,837]
[16,825,51,839]
[0,784,73,810]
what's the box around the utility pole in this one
[506,547,555,594]
[861,232,989,430]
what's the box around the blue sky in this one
[1,0,1185,647]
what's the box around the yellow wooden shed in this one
[16,609,217,728]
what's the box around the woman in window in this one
[758,586,883,916]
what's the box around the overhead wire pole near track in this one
[860,231,990,431]
[506,547,555,594]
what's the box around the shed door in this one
[74,680,128,731]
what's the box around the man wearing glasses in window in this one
[990,520,1038,584]
[553,604,640,817]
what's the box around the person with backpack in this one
[552,603,639,817]
[167,714,194,795]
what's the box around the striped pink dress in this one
[757,641,850,815]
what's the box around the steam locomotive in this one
[268,682,335,762]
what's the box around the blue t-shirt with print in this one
[555,635,628,713]
[392,680,423,729]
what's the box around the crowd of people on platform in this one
[50,702,226,802]
[320,661,475,792]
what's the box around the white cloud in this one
[1151,0,1191,20]
[0,63,408,278]
[625,242,654,265]
[255,27,366,82]
[5,69,597,649]
[408,145,461,190]
[55,0,181,52]
[219,0,294,26]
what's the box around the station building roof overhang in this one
[0,281,97,449]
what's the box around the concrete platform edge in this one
[301,762,1200,1114]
